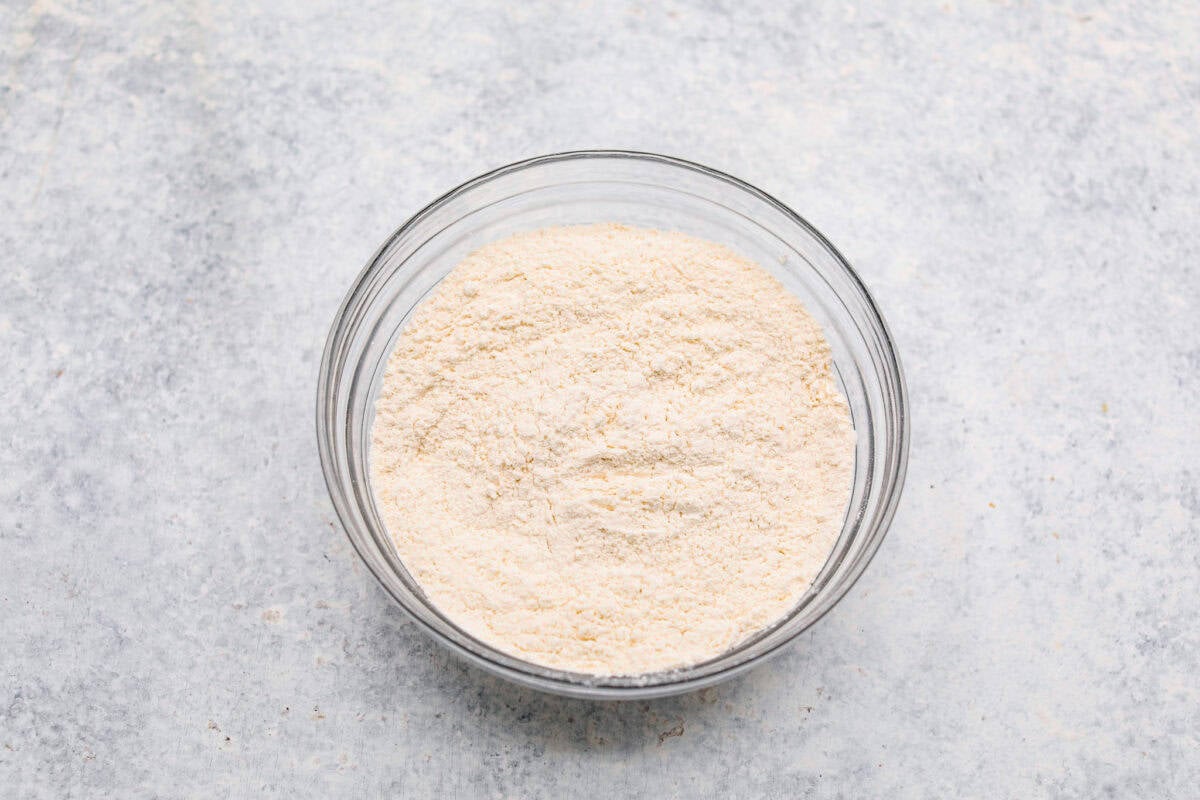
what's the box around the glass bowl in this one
[316,150,909,699]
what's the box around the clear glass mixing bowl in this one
[317,151,909,699]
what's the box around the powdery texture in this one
[370,224,855,675]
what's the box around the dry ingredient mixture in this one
[371,224,855,675]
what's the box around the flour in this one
[370,224,855,675]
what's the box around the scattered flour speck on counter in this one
[370,224,855,675]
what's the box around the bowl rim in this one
[316,149,910,699]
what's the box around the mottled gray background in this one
[2,0,1198,797]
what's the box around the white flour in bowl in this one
[370,224,855,675]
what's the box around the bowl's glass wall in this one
[317,152,908,699]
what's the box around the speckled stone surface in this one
[2,1,1198,797]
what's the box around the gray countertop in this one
[3,1,1198,797]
